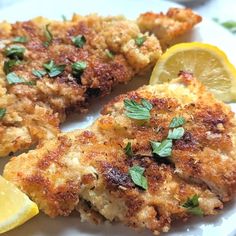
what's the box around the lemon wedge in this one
[0,175,39,234]
[150,42,236,102]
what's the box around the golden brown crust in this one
[0,9,202,157]
[137,8,202,49]
[4,76,235,234]
[0,14,162,157]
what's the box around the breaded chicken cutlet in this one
[0,8,201,157]
[138,8,202,49]
[4,74,236,235]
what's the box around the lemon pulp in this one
[150,42,236,102]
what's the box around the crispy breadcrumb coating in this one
[137,8,202,49]
[0,14,162,157]
[4,74,236,235]
[0,8,201,157]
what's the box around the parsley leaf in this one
[135,35,146,47]
[6,72,35,86]
[124,99,153,120]
[213,18,236,34]
[43,60,65,77]
[105,49,114,59]
[169,116,186,128]
[0,108,6,119]
[182,195,203,216]
[12,36,27,43]
[167,127,185,140]
[5,45,25,60]
[32,69,47,78]
[221,21,236,33]
[43,24,53,47]
[151,139,172,157]
[187,207,204,216]
[24,81,36,86]
[129,165,148,190]
[3,59,20,74]
[124,142,133,157]
[72,35,86,48]
[6,72,25,84]
[72,61,87,77]
[61,15,67,22]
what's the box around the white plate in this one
[0,0,236,235]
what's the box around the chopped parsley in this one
[43,60,65,77]
[124,142,133,157]
[169,116,186,128]
[129,165,148,190]
[32,69,47,78]
[3,59,19,74]
[5,45,25,60]
[6,72,35,86]
[0,108,6,119]
[72,35,86,48]
[135,35,146,47]
[150,116,186,158]
[61,15,67,22]
[24,81,36,86]
[151,139,172,157]
[182,195,203,216]
[6,72,25,84]
[213,18,236,34]
[167,127,185,140]
[105,49,114,59]
[43,24,53,47]
[221,21,236,33]
[124,99,153,121]
[12,36,27,43]
[72,61,87,77]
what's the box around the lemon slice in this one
[0,175,39,234]
[150,42,236,102]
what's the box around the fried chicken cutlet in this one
[0,8,201,157]
[4,74,236,235]
[137,8,202,49]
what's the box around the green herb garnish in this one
[167,127,185,140]
[32,69,47,78]
[135,35,146,47]
[213,18,236,34]
[61,15,67,22]
[3,59,19,74]
[5,45,25,60]
[124,99,153,121]
[72,61,87,76]
[43,24,53,47]
[151,139,172,157]
[124,142,133,157]
[105,49,114,59]
[169,116,186,128]
[6,72,25,84]
[43,60,65,77]
[6,72,34,86]
[182,195,203,216]
[12,36,27,43]
[24,81,36,86]
[0,108,6,119]
[129,165,148,190]
[72,35,86,48]
[221,21,236,33]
